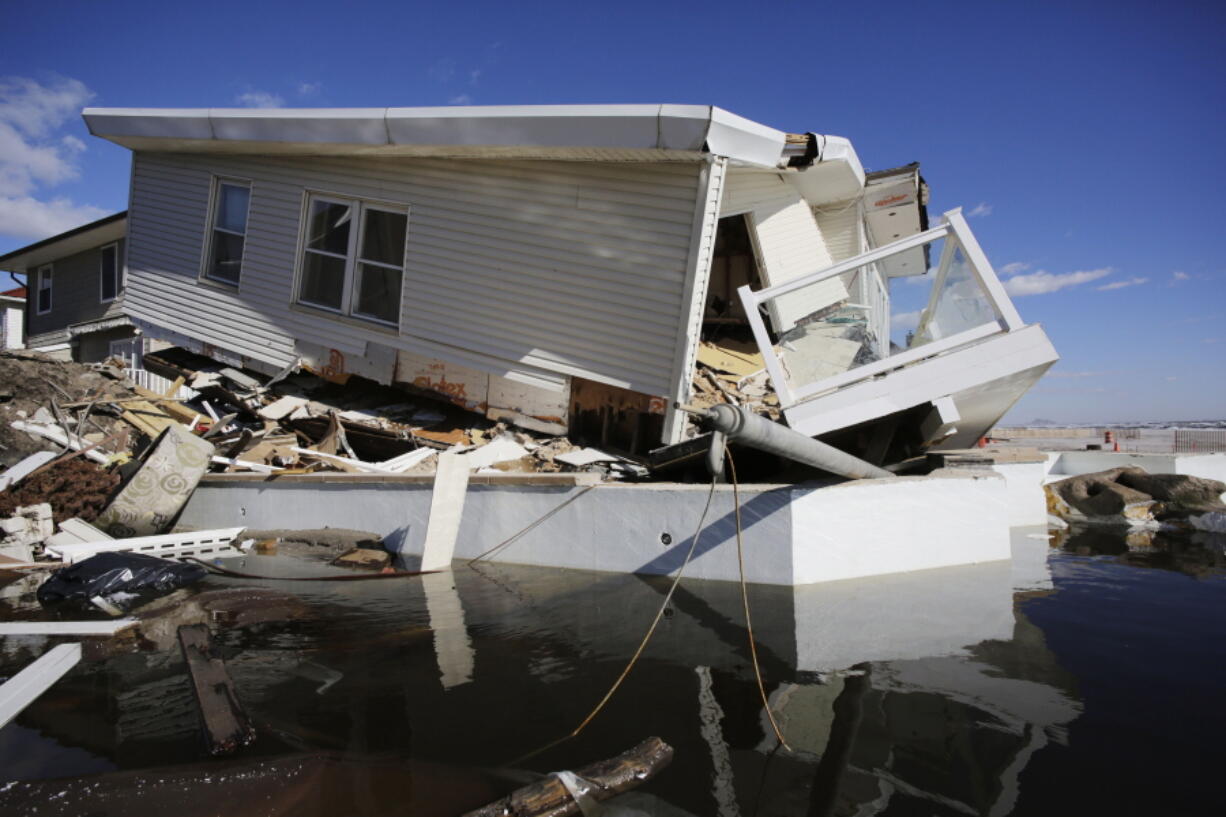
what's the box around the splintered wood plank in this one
[696,340,764,377]
[120,399,180,438]
[177,624,256,756]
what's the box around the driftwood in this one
[462,737,674,817]
[177,624,256,756]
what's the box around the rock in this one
[1047,467,1226,528]
[1115,472,1226,515]
[332,547,391,570]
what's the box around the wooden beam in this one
[177,624,256,756]
[461,737,674,817]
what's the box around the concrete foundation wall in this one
[1046,451,1226,484]
[177,470,1012,586]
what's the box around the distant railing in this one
[1174,429,1226,453]
[128,368,198,401]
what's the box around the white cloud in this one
[1171,270,1190,284]
[998,261,1030,276]
[0,195,108,240]
[297,82,321,97]
[235,90,284,108]
[1097,276,1148,291]
[891,309,921,330]
[1003,267,1111,296]
[0,75,109,241]
[966,202,992,218]
[448,94,473,105]
[469,69,482,85]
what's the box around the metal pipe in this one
[690,404,891,480]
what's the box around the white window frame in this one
[200,177,252,287]
[35,264,52,315]
[294,191,409,329]
[99,241,121,303]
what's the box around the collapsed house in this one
[80,104,1056,464]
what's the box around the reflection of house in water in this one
[2,537,1079,816]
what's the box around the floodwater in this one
[1,526,1224,816]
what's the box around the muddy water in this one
[1,527,1224,816]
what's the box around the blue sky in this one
[1,0,1222,423]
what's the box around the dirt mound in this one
[0,351,133,468]
[0,458,120,523]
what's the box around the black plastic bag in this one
[37,552,207,613]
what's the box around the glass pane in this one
[910,246,996,348]
[300,251,346,309]
[216,183,250,234]
[307,199,351,255]
[354,263,401,324]
[100,245,117,300]
[208,231,244,283]
[361,209,407,267]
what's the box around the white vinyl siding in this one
[721,167,849,332]
[125,153,705,396]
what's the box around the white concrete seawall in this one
[176,470,1012,586]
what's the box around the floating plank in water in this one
[177,624,256,755]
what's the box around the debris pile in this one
[691,337,780,420]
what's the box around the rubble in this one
[0,341,794,572]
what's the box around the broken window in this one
[36,264,52,314]
[204,179,251,286]
[99,242,120,302]
[297,194,407,328]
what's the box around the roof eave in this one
[82,104,790,168]
[0,211,127,272]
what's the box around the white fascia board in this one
[210,107,391,145]
[83,104,790,166]
[789,135,866,206]
[83,107,213,140]
[704,106,789,168]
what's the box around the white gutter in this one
[83,104,790,168]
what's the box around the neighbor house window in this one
[204,178,251,285]
[99,242,120,302]
[36,265,52,314]
[297,194,407,327]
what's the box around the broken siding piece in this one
[0,643,82,730]
[256,395,308,421]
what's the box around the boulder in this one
[1046,467,1226,527]
[1115,471,1226,514]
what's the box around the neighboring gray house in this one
[80,104,1056,458]
[0,212,143,363]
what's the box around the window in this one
[203,179,251,285]
[99,242,120,302]
[36,265,52,314]
[297,194,407,327]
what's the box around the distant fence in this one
[991,427,1088,438]
[1173,429,1226,453]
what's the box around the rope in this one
[511,475,719,764]
[467,484,597,566]
[727,449,790,751]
